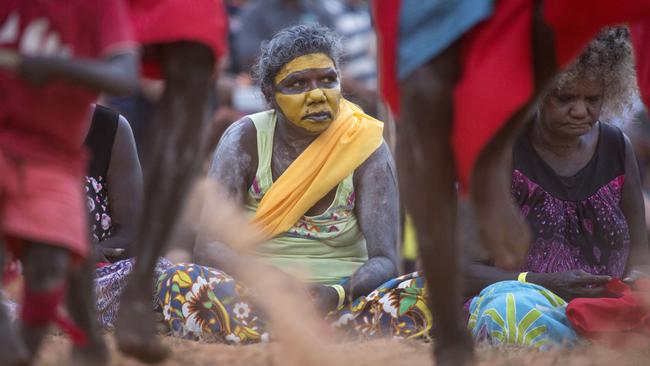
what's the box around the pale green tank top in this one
[245,110,368,285]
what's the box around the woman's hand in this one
[527,270,612,301]
[307,284,339,314]
[623,265,650,284]
[93,243,126,263]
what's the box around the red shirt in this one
[0,0,134,175]
[128,0,228,78]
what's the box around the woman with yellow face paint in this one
[154,24,431,344]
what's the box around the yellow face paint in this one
[274,53,334,85]
[274,53,341,133]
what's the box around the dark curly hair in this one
[253,24,343,104]
[552,26,638,121]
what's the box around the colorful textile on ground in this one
[468,281,577,349]
[156,264,432,342]
[156,263,269,343]
[246,106,369,285]
[250,99,383,240]
[95,258,173,329]
[331,271,431,339]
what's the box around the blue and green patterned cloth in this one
[468,280,577,349]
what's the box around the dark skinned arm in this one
[98,115,143,260]
[465,261,612,301]
[193,118,259,273]
[348,142,399,298]
[309,142,400,312]
[192,118,309,295]
[464,262,519,297]
[18,52,138,95]
[621,135,650,281]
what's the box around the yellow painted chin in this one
[274,53,335,85]
[275,87,341,133]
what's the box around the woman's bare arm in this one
[621,134,650,279]
[349,142,400,299]
[99,116,142,257]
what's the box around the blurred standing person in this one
[372,0,650,365]
[0,1,137,365]
[113,0,229,363]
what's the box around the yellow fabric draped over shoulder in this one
[251,99,384,240]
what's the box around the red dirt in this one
[34,334,650,366]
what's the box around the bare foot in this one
[115,283,170,364]
[434,333,475,366]
[471,155,531,270]
[0,310,30,365]
[70,338,109,366]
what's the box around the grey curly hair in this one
[552,26,638,122]
[253,24,343,104]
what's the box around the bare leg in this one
[469,0,557,269]
[398,44,474,366]
[67,256,108,366]
[19,242,69,363]
[469,112,532,269]
[115,42,215,363]
[0,237,29,365]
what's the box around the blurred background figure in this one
[0,1,137,365]
[114,0,229,363]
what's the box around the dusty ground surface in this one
[34,334,650,366]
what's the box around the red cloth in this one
[544,0,650,68]
[21,282,88,346]
[0,0,135,176]
[96,262,110,268]
[371,0,401,118]
[2,256,20,286]
[452,0,534,191]
[566,279,650,338]
[128,0,229,78]
[373,0,650,191]
[631,21,650,109]
[0,1,131,258]
[1,150,89,258]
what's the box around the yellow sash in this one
[251,99,384,239]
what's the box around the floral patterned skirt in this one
[155,264,432,343]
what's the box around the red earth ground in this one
[34,334,650,366]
